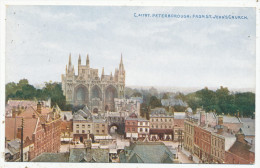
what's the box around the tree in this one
[149,96,162,109]
[162,93,169,99]
[235,92,255,117]
[132,92,142,97]
[173,105,187,112]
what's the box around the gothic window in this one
[76,87,85,101]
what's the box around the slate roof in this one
[69,148,109,163]
[240,118,255,136]
[31,153,69,162]
[120,142,174,163]
[174,112,186,119]
[241,125,255,136]
[73,114,86,121]
[161,98,187,107]
[223,116,241,123]
[60,111,73,121]
[150,108,174,118]
[7,139,20,155]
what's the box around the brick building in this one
[5,102,61,161]
[225,129,255,164]
[125,113,138,139]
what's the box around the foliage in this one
[183,86,255,117]
[149,96,162,109]
[6,79,67,110]
[162,93,169,99]
[173,105,187,112]
[131,92,142,97]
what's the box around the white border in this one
[0,1,259,168]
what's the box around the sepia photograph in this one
[1,2,258,167]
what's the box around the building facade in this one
[149,108,174,141]
[137,118,150,140]
[61,54,125,112]
[125,113,138,139]
[184,117,197,154]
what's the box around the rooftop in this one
[120,142,174,163]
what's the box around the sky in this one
[5,6,256,90]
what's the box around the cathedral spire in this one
[78,54,81,65]
[119,53,124,72]
[86,54,90,67]
[69,53,72,66]
[120,53,123,65]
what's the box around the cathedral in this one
[61,53,125,113]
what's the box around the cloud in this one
[5,6,256,90]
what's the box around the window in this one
[76,130,79,133]
[145,128,148,132]
[88,130,90,133]
[88,125,91,128]
[169,126,171,128]
[165,125,167,128]
[127,128,130,131]
[132,128,135,131]
[82,125,85,128]
[156,119,158,122]
[169,119,171,122]
[165,119,167,122]
[127,122,130,125]
[102,124,105,127]
[133,122,135,125]
[140,122,143,125]
[152,125,154,128]
[97,130,99,133]
[156,125,158,128]
[96,124,99,128]
[82,130,85,133]
[140,128,143,132]
[102,130,105,133]
[76,124,79,128]
[161,119,163,122]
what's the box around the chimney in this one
[12,108,16,118]
[235,128,246,144]
[218,116,223,125]
[37,102,42,114]
[217,116,224,134]
[200,111,205,126]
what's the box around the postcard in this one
[0,1,259,168]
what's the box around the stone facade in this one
[61,54,125,112]
[184,117,197,153]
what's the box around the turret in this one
[78,54,81,65]
[110,72,113,80]
[67,53,74,75]
[69,53,72,66]
[78,54,81,76]
[101,67,104,80]
[86,54,90,68]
